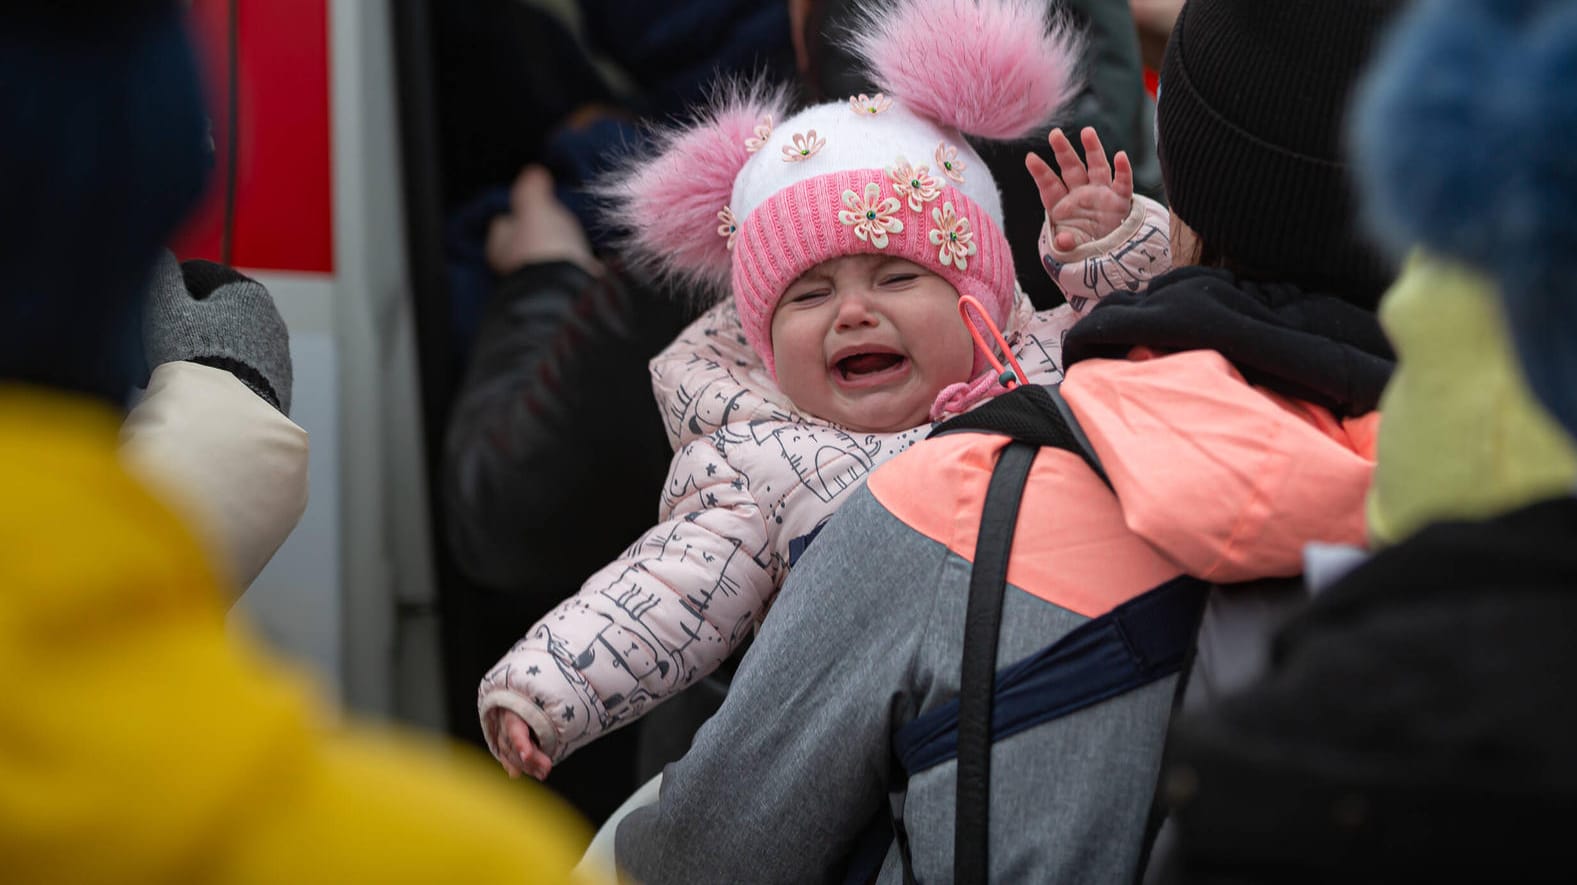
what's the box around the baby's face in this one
[770,255,975,432]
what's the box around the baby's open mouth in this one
[836,352,906,381]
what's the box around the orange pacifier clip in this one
[958,295,1029,389]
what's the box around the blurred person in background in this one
[443,161,701,810]
[1157,0,1577,880]
[1129,0,1183,73]
[124,249,308,597]
[0,3,597,880]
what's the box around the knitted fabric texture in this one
[1157,0,1402,308]
[143,252,294,416]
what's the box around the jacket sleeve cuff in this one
[1043,196,1154,266]
[1041,195,1173,309]
[121,361,309,594]
[480,688,563,762]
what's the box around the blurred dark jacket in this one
[1158,496,1577,883]
[579,0,794,117]
[444,260,693,594]
[442,260,698,820]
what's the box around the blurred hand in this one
[485,165,599,278]
[1026,127,1134,253]
[1131,0,1183,34]
[1131,0,1184,71]
[495,710,554,781]
[788,0,814,78]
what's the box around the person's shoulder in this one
[865,430,1003,540]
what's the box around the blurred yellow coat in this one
[0,387,596,884]
[1367,254,1577,546]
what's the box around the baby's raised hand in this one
[496,710,554,782]
[1026,127,1134,252]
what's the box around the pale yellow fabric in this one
[1367,254,1577,546]
[120,360,310,590]
[0,387,597,884]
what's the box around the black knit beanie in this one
[1157,0,1402,308]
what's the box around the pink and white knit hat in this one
[602,0,1082,378]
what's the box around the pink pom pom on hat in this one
[603,0,1082,379]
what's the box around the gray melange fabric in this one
[616,485,1175,884]
[143,250,293,415]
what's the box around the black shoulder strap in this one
[930,384,1113,884]
[931,384,1111,489]
[955,440,1037,885]
[888,385,1126,884]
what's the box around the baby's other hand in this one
[1026,127,1134,252]
[496,710,554,782]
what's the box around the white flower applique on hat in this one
[716,206,739,250]
[781,130,826,163]
[930,202,977,270]
[839,182,905,248]
[849,93,894,116]
[744,116,774,153]
[887,158,941,212]
[935,142,967,183]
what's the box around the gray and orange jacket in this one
[614,200,1393,883]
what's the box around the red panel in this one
[172,0,334,273]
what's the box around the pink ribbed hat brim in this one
[731,168,1015,378]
